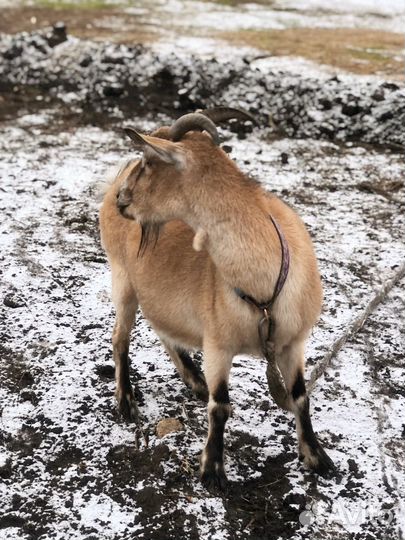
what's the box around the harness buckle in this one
[259,309,274,344]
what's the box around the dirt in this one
[0,98,403,538]
[0,3,404,538]
[0,5,158,44]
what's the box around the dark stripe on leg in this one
[291,371,317,450]
[298,396,319,452]
[201,382,230,491]
[176,348,208,401]
[291,371,306,400]
[177,348,204,380]
[213,380,230,404]
[205,405,229,463]
[294,391,336,474]
[119,346,132,394]
[114,343,139,422]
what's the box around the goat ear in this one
[123,127,181,166]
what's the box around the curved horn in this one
[200,106,258,125]
[169,113,219,145]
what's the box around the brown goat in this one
[99,110,335,490]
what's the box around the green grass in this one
[349,48,392,64]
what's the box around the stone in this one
[156,418,184,438]
[342,102,362,116]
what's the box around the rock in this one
[20,390,38,404]
[381,82,399,91]
[102,53,126,65]
[378,110,394,122]
[3,44,22,60]
[95,364,115,379]
[102,83,124,97]
[3,293,25,308]
[280,152,289,164]
[30,36,49,54]
[53,22,67,36]
[342,102,362,116]
[0,458,12,479]
[156,418,184,438]
[319,97,333,110]
[79,55,92,68]
[46,23,67,48]
[259,399,270,411]
[371,89,385,102]
[319,123,335,138]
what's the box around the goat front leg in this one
[111,267,139,422]
[200,343,232,491]
[276,338,336,475]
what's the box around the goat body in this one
[99,113,335,490]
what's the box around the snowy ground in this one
[0,2,404,537]
[0,106,404,539]
[1,0,403,33]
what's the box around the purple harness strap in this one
[234,214,290,320]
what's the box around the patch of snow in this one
[0,112,403,539]
[275,0,405,16]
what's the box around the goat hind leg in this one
[111,267,139,422]
[163,342,208,402]
[275,339,335,475]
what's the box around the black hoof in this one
[302,443,337,477]
[201,466,228,492]
[117,390,139,423]
[313,446,337,477]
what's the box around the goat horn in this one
[169,113,219,145]
[200,107,258,126]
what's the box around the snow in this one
[0,108,403,539]
[275,0,405,16]
[0,0,404,531]
[124,0,405,32]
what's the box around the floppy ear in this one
[123,127,183,166]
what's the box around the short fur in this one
[99,124,335,490]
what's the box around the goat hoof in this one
[193,382,209,403]
[301,443,336,477]
[117,391,139,423]
[314,448,336,477]
[201,465,228,492]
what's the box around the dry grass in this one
[220,27,405,79]
[0,5,403,79]
[0,6,158,44]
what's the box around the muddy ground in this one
[0,3,405,540]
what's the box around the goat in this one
[99,109,335,490]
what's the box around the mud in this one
[0,14,404,540]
